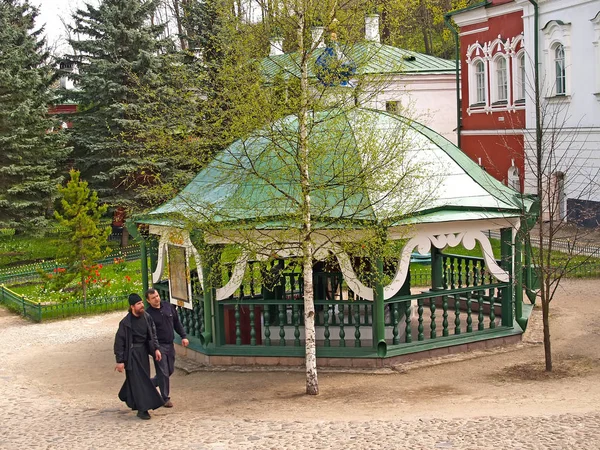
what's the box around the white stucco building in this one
[517,0,600,225]
[260,15,459,144]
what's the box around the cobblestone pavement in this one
[1,305,600,449]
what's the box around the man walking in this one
[145,288,189,408]
[114,293,165,420]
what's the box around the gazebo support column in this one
[201,261,214,346]
[195,239,222,348]
[431,247,444,291]
[148,236,158,274]
[500,228,514,327]
[373,257,387,357]
[514,231,527,330]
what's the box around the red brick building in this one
[450,0,525,191]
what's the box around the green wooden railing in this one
[153,254,513,357]
[0,285,129,322]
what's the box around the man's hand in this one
[155,349,162,361]
[182,338,189,347]
[115,363,125,373]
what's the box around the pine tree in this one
[53,169,110,303]
[0,0,70,230]
[63,0,167,208]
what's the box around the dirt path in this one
[1,279,600,448]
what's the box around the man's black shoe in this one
[137,410,151,420]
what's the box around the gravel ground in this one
[1,279,600,449]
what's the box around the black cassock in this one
[118,344,164,412]
[115,312,164,412]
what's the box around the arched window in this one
[554,44,566,95]
[507,166,520,191]
[475,60,486,104]
[495,57,508,102]
[517,53,526,101]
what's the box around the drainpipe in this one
[444,14,461,148]
[525,0,541,306]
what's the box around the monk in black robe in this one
[114,293,165,420]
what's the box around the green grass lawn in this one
[8,259,143,303]
[0,232,121,269]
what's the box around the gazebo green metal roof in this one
[259,41,455,82]
[140,108,531,229]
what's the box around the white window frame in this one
[515,51,526,102]
[591,11,600,95]
[473,58,488,105]
[466,41,489,113]
[542,20,571,97]
[507,166,520,192]
[491,55,509,104]
[467,57,489,110]
[509,34,526,108]
[553,44,566,95]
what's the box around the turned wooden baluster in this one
[392,303,400,345]
[430,299,437,339]
[264,309,271,346]
[278,304,286,345]
[442,295,449,337]
[454,293,461,335]
[404,301,412,343]
[354,304,361,347]
[417,299,424,341]
[338,304,346,347]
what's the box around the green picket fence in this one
[0,285,128,322]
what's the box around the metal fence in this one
[486,230,600,258]
[0,285,128,322]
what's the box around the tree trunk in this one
[172,0,187,50]
[302,239,318,395]
[81,260,87,308]
[542,297,552,371]
[121,227,129,247]
[419,0,431,55]
[297,4,318,396]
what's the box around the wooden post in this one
[500,228,514,327]
[373,257,387,356]
[431,247,444,291]
[201,253,214,347]
[514,230,527,330]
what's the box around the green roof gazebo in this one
[133,108,537,368]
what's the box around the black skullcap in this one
[128,293,143,306]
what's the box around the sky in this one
[34,0,93,55]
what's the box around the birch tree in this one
[141,0,438,396]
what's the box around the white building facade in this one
[517,0,600,226]
[261,15,459,144]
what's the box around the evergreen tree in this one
[63,0,167,208]
[123,0,239,207]
[53,169,110,303]
[0,0,70,230]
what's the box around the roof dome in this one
[145,108,527,228]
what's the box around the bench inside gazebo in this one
[133,108,538,368]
